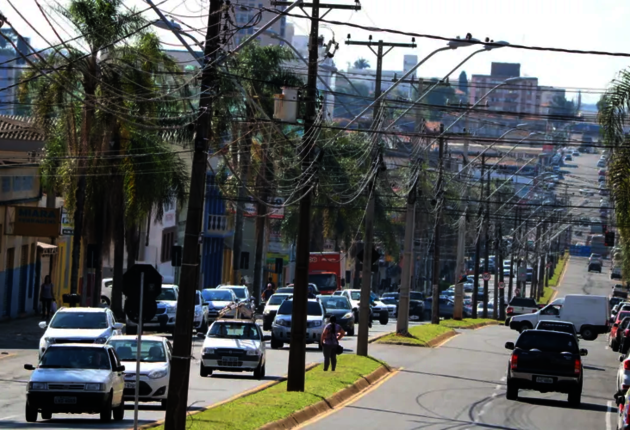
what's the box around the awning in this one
[37,242,58,256]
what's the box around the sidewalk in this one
[0,315,43,351]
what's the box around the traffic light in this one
[605,231,615,247]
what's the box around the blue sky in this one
[8,0,630,104]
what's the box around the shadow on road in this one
[516,396,612,412]
[0,317,43,351]
[400,369,505,387]
[208,373,284,382]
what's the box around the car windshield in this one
[40,347,111,369]
[536,323,573,334]
[207,322,260,340]
[350,291,361,300]
[410,292,424,300]
[268,294,291,305]
[156,288,177,301]
[202,290,233,302]
[277,300,323,316]
[380,298,397,305]
[308,274,337,292]
[222,287,246,299]
[509,298,537,307]
[109,340,167,362]
[50,312,108,329]
[516,332,578,353]
[320,297,351,310]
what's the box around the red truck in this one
[308,252,344,295]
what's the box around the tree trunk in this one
[70,64,97,300]
[309,215,324,251]
[111,192,125,317]
[253,130,270,305]
[125,223,140,270]
[94,209,104,307]
[231,123,250,284]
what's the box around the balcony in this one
[205,214,233,238]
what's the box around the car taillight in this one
[506,307,513,315]
[625,329,630,337]
[624,360,630,371]
[532,309,537,313]
[510,353,518,370]
[574,358,581,375]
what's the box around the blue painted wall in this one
[202,173,227,289]
[0,263,38,319]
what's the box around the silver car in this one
[618,355,630,394]
[271,299,325,349]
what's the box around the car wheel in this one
[506,380,518,400]
[568,388,581,406]
[161,399,168,410]
[318,342,323,351]
[100,393,113,423]
[253,363,265,379]
[25,402,37,423]
[581,326,596,341]
[348,324,355,336]
[379,313,389,325]
[126,325,137,335]
[263,321,271,331]
[40,411,52,420]
[101,296,111,306]
[519,322,532,333]
[200,363,212,377]
[612,339,620,352]
[113,399,125,421]
[270,335,283,349]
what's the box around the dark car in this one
[588,262,602,273]
[612,317,630,352]
[319,296,355,336]
[424,297,470,319]
[535,320,578,340]
[505,330,587,406]
[381,292,399,303]
[394,299,425,321]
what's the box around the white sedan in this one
[619,355,630,394]
[108,335,172,409]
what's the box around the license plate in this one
[222,356,237,363]
[535,376,554,384]
[124,382,136,389]
[54,396,77,404]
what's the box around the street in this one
[303,256,618,430]
[0,316,416,429]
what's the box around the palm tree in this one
[353,58,370,70]
[20,0,189,315]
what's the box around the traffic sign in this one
[482,272,491,281]
[123,264,162,322]
[517,267,527,282]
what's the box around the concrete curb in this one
[135,363,319,430]
[258,364,392,430]
[368,331,393,343]
[372,329,458,348]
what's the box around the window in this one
[1,177,10,193]
[23,176,33,190]
[12,176,21,191]
[240,252,250,270]
[161,227,176,262]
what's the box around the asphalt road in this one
[0,316,418,429]
[303,256,620,430]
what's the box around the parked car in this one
[335,289,389,325]
[126,285,179,335]
[611,312,630,349]
[613,317,630,353]
[378,297,398,318]
[381,292,399,303]
[217,285,252,305]
[613,267,623,280]
[424,297,470,318]
[199,319,267,378]
[510,295,609,340]
[565,154,572,161]
[194,291,209,333]
[271,299,325,349]
[588,261,602,273]
[505,329,587,405]
[201,288,238,324]
[319,295,355,336]
[100,278,114,306]
[24,344,126,423]
[261,293,292,331]
[38,307,123,359]
[108,335,171,409]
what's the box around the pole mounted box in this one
[123,264,163,322]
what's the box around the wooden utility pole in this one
[472,155,485,319]
[164,0,222,428]
[482,164,490,318]
[345,36,415,355]
[431,125,445,325]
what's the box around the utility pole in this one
[396,181,417,334]
[482,165,490,318]
[492,195,499,319]
[523,219,529,298]
[453,127,470,320]
[164,0,222,428]
[472,155,485,319]
[497,221,504,319]
[285,0,361,390]
[508,206,518,303]
[431,125,445,325]
[346,36,415,355]
[532,223,541,299]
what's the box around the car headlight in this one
[44,337,55,344]
[84,383,104,391]
[275,319,290,327]
[148,369,168,379]
[30,382,47,390]
[167,306,177,313]
[94,337,107,344]
[307,320,322,328]
[342,312,354,319]
[246,349,260,356]
[195,308,202,317]
[203,347,216,355]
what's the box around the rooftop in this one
[0,115,45,142]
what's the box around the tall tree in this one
[353,57,370,70]
[458,71,468,94]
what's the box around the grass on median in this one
[374,323,454,347]
[152,355,383,430]
[548,252,569,288]
[440,318,498,329]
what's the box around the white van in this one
[509,295,609,340]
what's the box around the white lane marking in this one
[0,415,19,421]
[606,400,614,430]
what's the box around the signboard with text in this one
[9,206,60,237]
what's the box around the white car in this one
[271,299,325,349]
[108,335,172,409]
[126,284,179,335]
[335,289,389,325]
[199,319,267,378]
[201,288,237,324]
[24,343,125,423]
[262,293,293,331]
[194,290,209,333]
[101,278,114,306]
[217,285,251,304]
[618,355,630,394]
[38,307,123,358]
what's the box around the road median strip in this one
[146,355,389,430]
[373,324,457,347]
[440,318,499,330]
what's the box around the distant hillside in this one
[580,103,598,113]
